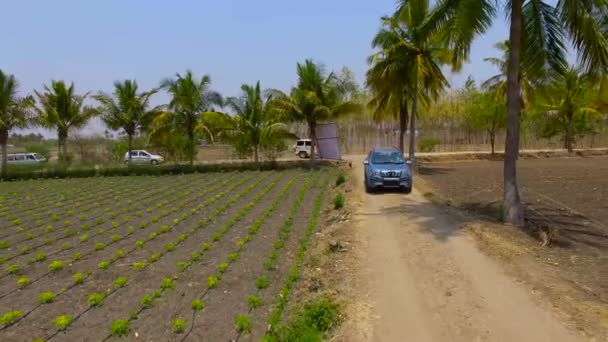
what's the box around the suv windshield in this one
[372,150,404,164]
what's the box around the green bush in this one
[271,296,341,341]
[172,318,186,334]
[335,173,346,187]
[333,193,345,210]
[418,137,441,153]
[1,159,331,182]
[234,314,252,333]
[54,314,73,331]
[110,319,130,337]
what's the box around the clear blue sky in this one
[3,0,509,135]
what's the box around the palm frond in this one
[557,0,608,74]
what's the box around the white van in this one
[292,139,312,158]
[4,153,47,165]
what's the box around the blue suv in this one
[364,147,412,193]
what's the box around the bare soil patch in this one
[417,156,608,338]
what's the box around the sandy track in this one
[347,155,582,342]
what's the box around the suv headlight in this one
[370,170,381,178]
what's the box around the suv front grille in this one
[381,171,401,178]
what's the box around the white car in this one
[123,150,164,165]
[4,153,47,165]
[293,139,313,158]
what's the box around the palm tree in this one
[0,70,34,178]
[366,23,413,153]
[160,70,223,165]
[93,80,158,163]
[224,82,292,163]
[482,40,535,106]
[369,2,451,162]
[534,67,601,152]
[273,60,360,162]
[423,0,608,226]
[35,81,97,162]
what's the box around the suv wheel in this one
[298,151,308,159]
[151,160,159,165]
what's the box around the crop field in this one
[418,157,608,247]
[0,169,330,341]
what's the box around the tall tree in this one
[423,0,608,226]
[534,67,602,152]
[224,82,292,163]
[272,60,360,162]
[369,1,451,161]
[366,21,413,153]
[93,80,158,163]
[160,70,223,165]
[465,90,507,154]
[0,70,34,178]
[35,81,97,162]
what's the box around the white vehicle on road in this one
[293,139,313,158]
[4,153,47,165]
[123,150,164,165]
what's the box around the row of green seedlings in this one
[0,173,264,334]
[34,173,285,341]
[234,172,317,338]
[0,173,252,302]
[262,174,331,340]
[0,173,203,249]
[97,174,293,340]
[0,176,130,220]
[0,173,221,278]
[3,173,211,235]
[170,176,300,341]
[0,177,181,254]
[0,172,229,264]
[0,175,156,235]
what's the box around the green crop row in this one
[233,172,317,337]
[262,174,331,340]
[96,174,291,340]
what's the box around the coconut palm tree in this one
[93,80,158,164]
[369,1,451,162]
[224,82,293,163]
[160,70,223,165]
[422,0,608,226]
[35,81,97,162]
[272,59,361,162]
[482,40,535,106]
[0,70,34,178]
[534,67,602,152]
[366,23,413,153]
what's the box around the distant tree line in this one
[0,61,360,177]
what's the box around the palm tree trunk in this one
[565,113,574,153]
[504,0,525,227]
[309,121,316,164]
[254,145,259,163]
[188,129,195,166]
[409,72,418,165]
[0,128,8,179]
[58,129,68,163]
[128,133,133,164]
[489,128,496,155]
[399,99,409,153]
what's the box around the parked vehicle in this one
[293,139,313,158]
[3,153,47,165]
[363,147,412,193]
[123,150,164,165]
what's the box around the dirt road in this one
[348,156,582,342]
